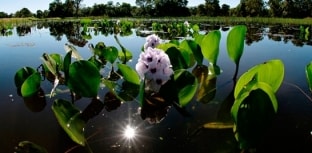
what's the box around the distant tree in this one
[244,0,265,16]
[135,0,154,16]
[220,4,230,16]
[64,0,74,17]
[36,10,44,18]
[49,0,65,17]
[118,3,132,17]
[197,4,207,16]
[0,12,9,18]
[73,0,83,17]
[268,0,283,17]
[15,8,33,17]
[205,0,220,16]
[154,0,190,16]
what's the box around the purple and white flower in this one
[136,47,173,92]
[143,34,161,50]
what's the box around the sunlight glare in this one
[124,125,136,139]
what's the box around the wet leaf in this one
[67,60,101,97]
[117,63,140,85]
[201,30,221,65]
[305,62,312,92]
[166,46,188,70]
[227,25,247,65]
[103,46,119,64]
[52,99,86,146]
[231,84,277,149]
[118,49,133,62]
[21,72,41,97]
[14,67,37,88]
[234,59,284,99]
[180,40,201,66]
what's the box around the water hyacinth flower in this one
[136,47,173,92]
[184,21,190,28]
[144,34,161,50]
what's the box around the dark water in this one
[1,22,312,153]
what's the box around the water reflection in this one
[2,21,312,153]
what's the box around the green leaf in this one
[67,60,101,97]
[174,69,198,107]
[231,82,278,149]
[157,43,178,51]
[103,46,119,64]
[201,30,221,65]
[305,62,312,92]
[166,46,188,70]
[180,40,203,66]
[63,51,72,84]
[21,72,41,97]
[234,59,284,99]
[118,49,133,62]
[117,63,140,85]
[94,42,106,56]
[227,25,247,65]
[52,99,86,146]
[138,78,145,106]
[41,53,58,76]
[14,67,37,88]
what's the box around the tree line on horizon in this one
[0,0,312,19]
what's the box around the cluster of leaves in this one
[13,23,287,152]
[151,21,199,38]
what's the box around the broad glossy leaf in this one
[21,72,41,97]
[194,34,204,47]
[180,40,202,66]
[174,69,198,107]
[305,62,312,91]
[14,67,36,88]
[227,25,247,65]
[117,63,140,85]
[103,46,119,64]
[166,46,188,70]
[67,60,101,97]
[118,49,133,62]
[94,42,106,56]
[157,43,178,51]
[231,82,278,149]
[52,99,86,146]
[63,51,72,84]
[201,30,221,65]
[234,59,284,99]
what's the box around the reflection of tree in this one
[267,24,311,47]
[48,22,87,47]
[16,25,31,36]
[245,25,264,45]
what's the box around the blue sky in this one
[0,0,240,14]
